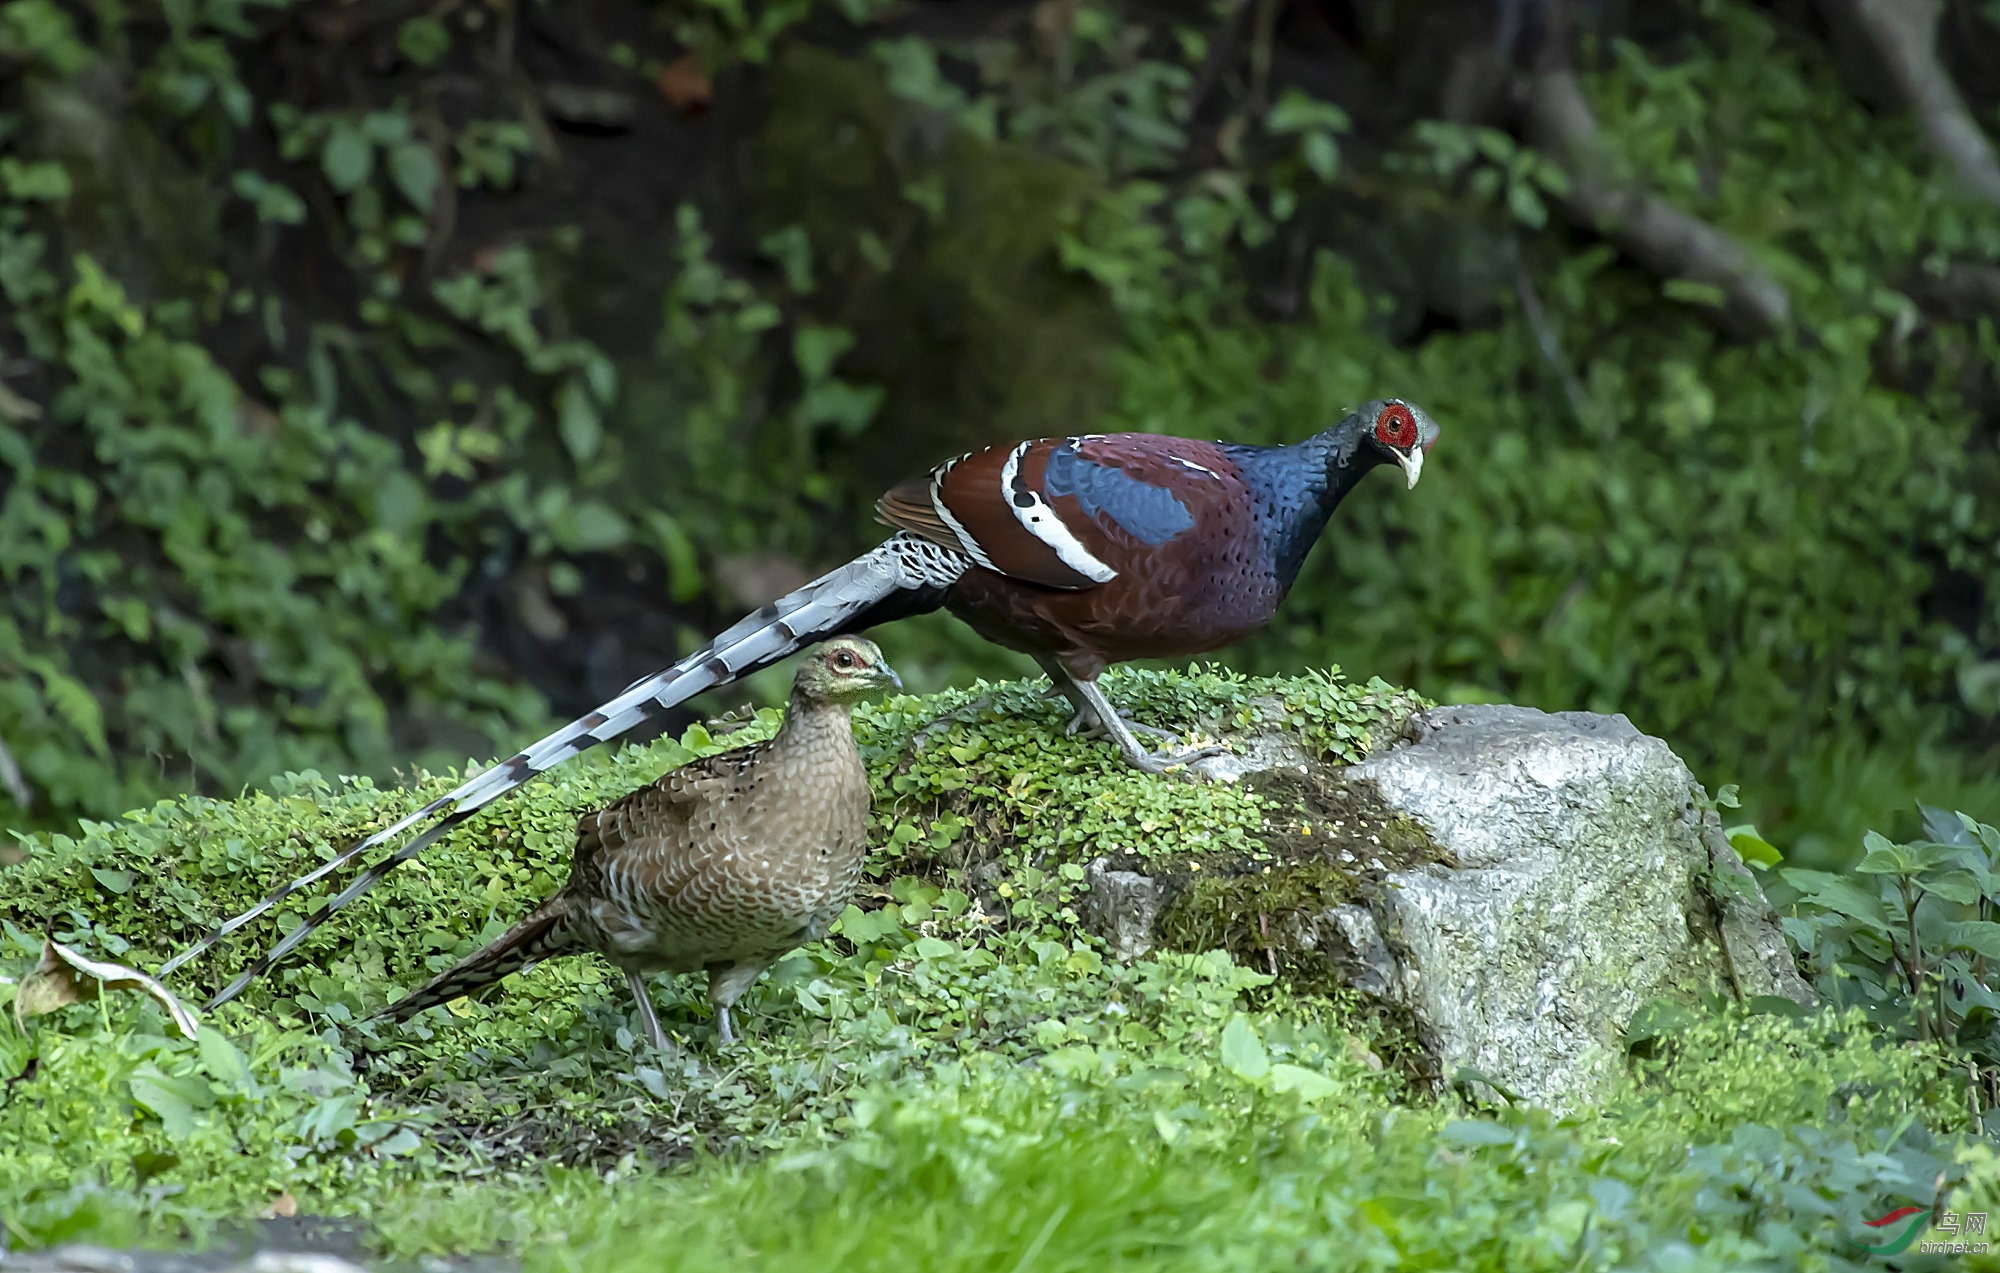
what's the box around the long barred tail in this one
[373,901,574,1023]
[164,534,967,1006]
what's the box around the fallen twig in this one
[16,939,201,1039]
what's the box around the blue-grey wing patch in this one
[1042,444,1196,546]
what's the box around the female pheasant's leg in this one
[707,961,772,1046]
[1067,678,1225,773]
[625,969,670,1051]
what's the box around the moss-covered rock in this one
[885,691,1811,1113]
[0,669,1808,1122]
[1086,702,1814,1112]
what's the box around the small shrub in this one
[1777,804,2000,1121]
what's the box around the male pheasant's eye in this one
[1375,404,1416,449]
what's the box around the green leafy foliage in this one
[0,669,1989,1265]
[3,0,1998,865]
[1777,805,2000,1118]
[0,968,425,1245]
[375,1010,1969,1273]
[0,0,904,836]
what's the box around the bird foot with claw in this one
[1125,740,1229,774]
[1061,709,1188,746]
[1063,705,1227,773]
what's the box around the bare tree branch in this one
[1523,69,1793,341]
[1817,0,2000,207]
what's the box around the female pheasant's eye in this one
[833,650,855,669]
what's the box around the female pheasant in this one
[167,399,1437,1003]
[373,637,900,1049]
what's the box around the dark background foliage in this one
[4,0,2000,867]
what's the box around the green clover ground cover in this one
[1,668,1995,1269]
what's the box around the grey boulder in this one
[1084,703,1812,1112]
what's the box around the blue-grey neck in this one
[1222,422,1382,589]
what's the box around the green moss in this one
[1130,763,1451,1084]
[0,664,1414,999]
[325,1010,1987,1267]
[1157,860,1360,956]
[1147,762,1447,970]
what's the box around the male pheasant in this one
[374,637,899,1049]
[165,399,1437,1003]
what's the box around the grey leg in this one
[1062,708,1183,745]
[625,969,671,1051]
[1033,657,1184,746]
[707,962,771,1047]
[1068,678,1225,774]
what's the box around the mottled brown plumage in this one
[374,637,900,1049]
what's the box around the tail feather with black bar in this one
[371,900,575,1023]
[164,534,969,1005]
